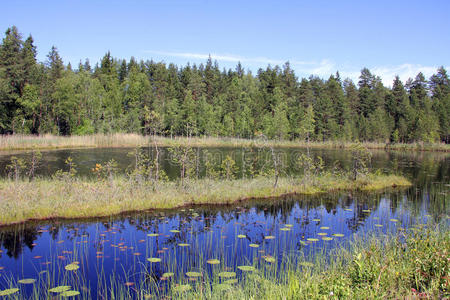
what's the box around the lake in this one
[0,147,448,298]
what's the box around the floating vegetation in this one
[0,288,19,296]
[362,209,371,213]
[249,243,259,248]
[147,233,159,237]
[264,235,275,240]
[186,271,202,277]
[147,257,162,263]
[237,266,256,272]
[307,238,319,242]
[178,243,190,247]
[162,272,174,278]
[344,208,352,211]
[237,234,246,238]
[218,272,236,278]
[317,232,327,236]
[170,230,181,233]
[49,286,71,293]
[207,259,220,265]
[18,278,36,284]
[312,219,321,222]
[319,226,330,230]
[284,224,293,228]
[322,237,333,241]
[280,227,291,231]
[390,219,399,222]
[264,256,276,263]
[64,263,80,271]
[61,290,80,297]
[332,233,345,237]
[375,224,383,227]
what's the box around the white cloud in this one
[142,50,445,85]
[371,64,441,86]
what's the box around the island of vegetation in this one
[0,143,411,226]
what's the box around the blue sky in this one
[2,0,449,85]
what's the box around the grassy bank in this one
[0,174,410,226]
[0,133,449,152]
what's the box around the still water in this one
[0,148,448,298]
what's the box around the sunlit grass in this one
[0,174,411,225]
[0,134,448,152]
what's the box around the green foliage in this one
[297,153,324,184]
[6,156,27,181]
[220,155,237,180]
[349,143,372,180]
[168,145,196,188]
[53,157,77,181]
[204,150,219,179]
[0,26,449,143]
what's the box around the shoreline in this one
[0,134,449,152]
[0,174,411,226]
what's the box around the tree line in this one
[0,26,449,143]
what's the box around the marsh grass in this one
[0,134,448,152]
[0,174,411,225]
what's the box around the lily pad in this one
[307,238,319,242]
[264,235,275,240]
[207,259,220,265]
[64,264,79,271]
[237,234,246,239]
[280,227,291,231]
[249,244,259,248]
[61,290,80,297]
[147,257,161,263]
[375,224,383,227]
[264,256,276,263]
[218,271,236,278]
[284,224,293,228]
[317,232,327,236]
[186,271,202,277]
[312,219,321,222]
[147,233,159,237]
[162,272,174,279]
[237,265,255,272]
[170,230,181,233]
[322,237,333,241]
[49,286,71,293]
[18,278,36,284]
[319,226,330,230]
[332,233,344,237]
[0,288,19,296]
[178,243,190,247]
[390,219,399,222]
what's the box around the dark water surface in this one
[0,148,448,298]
